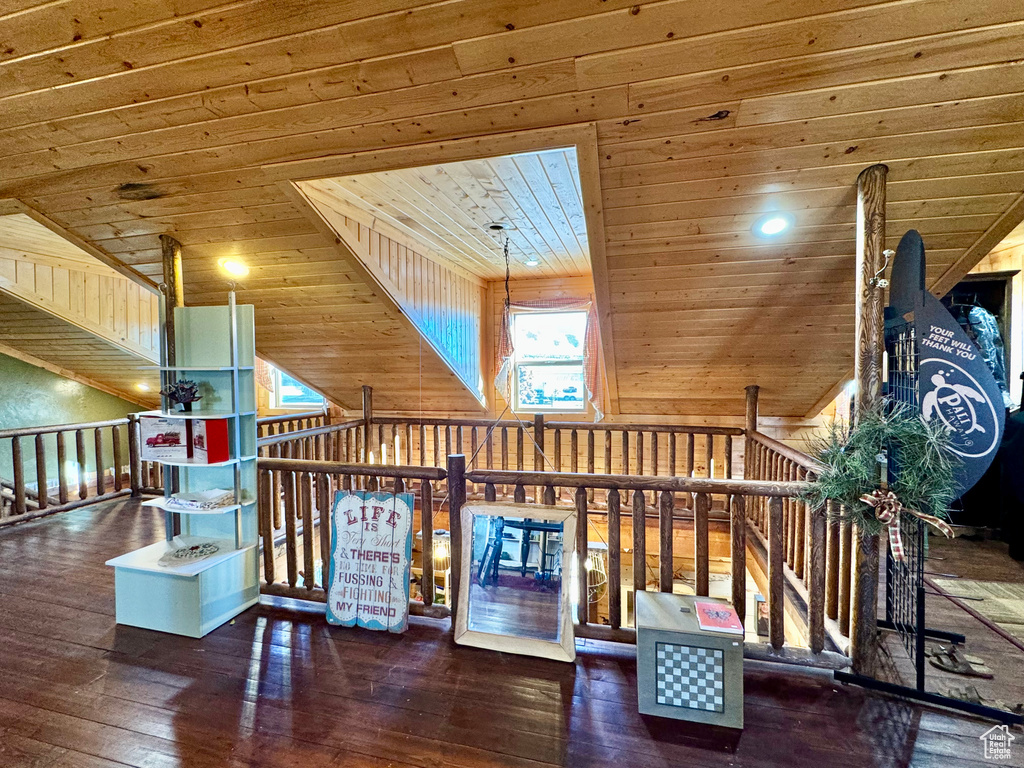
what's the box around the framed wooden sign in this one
[326,490,413,633]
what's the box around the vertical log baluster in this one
[94,427,106,495]
[607,488,621,630]
[421,479,434,607]
[501,427,508,470]
[34,434,47,510]
[839,513,853,636]
[809,500,827,654]
[283,468,298,588]
[56,431,69,505]
[514,483,526,503]
[111,425,123,492]
[259,468,275,583]
[586,431,595,502]
[769,496,785,650]
[659,489,673,593]
[433,425,441,468]
[554,429,562,472]
[12,437,26,516]
[695,492,710,596]
[795,467,807,579]
[669,432,677,477]
[76,430,88,501]
[575,487,588,625]
[632,491,646,598]
[636,431,644,477]
[826,501,840,620]
[486,425,494,469]
[604,430,612,474]
[406,424,413,466]
[484,482,496,502]
[543,485,556,506]
[731,495,747,625]
[705,433,714,478]
[650,432,659,477]
[570,430,579,473]
[724,435,733,479]
[621,430,629,475]
[516,428,524,471]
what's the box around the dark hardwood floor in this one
[0,498,1018,767]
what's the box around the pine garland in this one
[801,402,958,534]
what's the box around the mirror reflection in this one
[468,514,564,642]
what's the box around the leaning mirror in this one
[455,502,577,662]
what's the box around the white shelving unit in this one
[107,294,259,638]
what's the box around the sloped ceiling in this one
[1,1,1023,416]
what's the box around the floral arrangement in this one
[160,379,202,411]
[801,403,957,560]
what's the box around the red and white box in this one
[191,418,231,464]
[140,416,189,461]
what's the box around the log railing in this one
[256,455,450,619]
[746,430,851,654]
[0,417,147,527]
[373,414,743,484]
[256,410,329,439]
[453,465,844,666]
[257,418,364,462]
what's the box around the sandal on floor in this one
[929,645,994,679]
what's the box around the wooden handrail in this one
[545,421,744,435]
[258,457,447,481]
[256,410,329,426]
[257,419,363,446]
[749,430,825,474]
[465,469,807,497]
[0,417,129,440]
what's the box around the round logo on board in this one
[919,358,1000,459]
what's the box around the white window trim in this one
[271,368,326,410]
[512,309,588,415]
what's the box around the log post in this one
[362,385,373,462]
[127,416,141,497]
[533,413,544,471]
[160,235,184,366]
[744,385,759,480]
[851,163,887,676]
[447,454,466,626]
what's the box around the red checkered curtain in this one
[494,297,604,421]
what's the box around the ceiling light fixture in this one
[217,258,250,278]
[524,258,540,267]
[136,383,151,392]
[752,213,794,238]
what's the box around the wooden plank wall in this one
[335,215,486,401]
[0,217,160,362]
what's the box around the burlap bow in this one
[859,489,954,562]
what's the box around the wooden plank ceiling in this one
[0,292,160,405]
[1,0,1023,416]
[303,148,590,280]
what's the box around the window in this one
[272,369,325,409]
[513,310,587,412]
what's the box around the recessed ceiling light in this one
[752,213,794,238]
[524,258,540,267]
[136,383,151,392]
[217,258,249,278]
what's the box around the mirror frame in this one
[455,501,577,662]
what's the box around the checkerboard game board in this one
[655,642,725,712]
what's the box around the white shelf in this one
[142,497,255,515]
[139,409,255,420]
[157,455,254,468]
[106,536,255,578]
[159,366,255,372]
